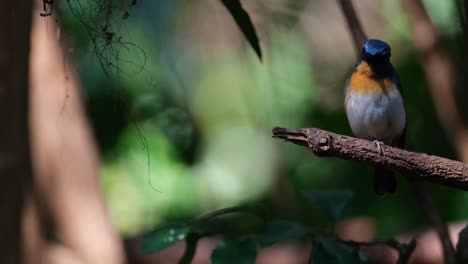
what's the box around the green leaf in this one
[211,239,257,264]
[141,223,189,255]
[258,220,310,247]
[312,237,369,264]
[302,190,353,222]
[219,0,262,60]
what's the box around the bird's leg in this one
[373,139,384,156]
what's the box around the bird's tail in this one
[373,167,397,196]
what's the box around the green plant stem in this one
[178,232,201,264]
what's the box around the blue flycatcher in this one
[345,39,406,196]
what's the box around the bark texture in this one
[272,127,468,190]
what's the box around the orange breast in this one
[348,61,393,94]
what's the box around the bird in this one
[344,39,406,196]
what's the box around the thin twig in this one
[336,0,367,55]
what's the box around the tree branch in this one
[272,127,468,190]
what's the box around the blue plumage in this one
[362,39,391,58]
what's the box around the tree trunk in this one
[0,1,33,263]
[23,1,125,263]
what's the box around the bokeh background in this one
[58,0,465,245]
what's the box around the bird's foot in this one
[373,140,385,156]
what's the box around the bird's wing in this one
[391,68,406,149]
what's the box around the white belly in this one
[345,87,406,142]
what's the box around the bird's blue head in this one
[361,39,391,61]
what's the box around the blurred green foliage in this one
[211,239,257,264]
[140,195,343,262]
[59,0,468,246]
[312,236,369,264]
[141,223,189,255]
